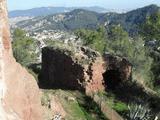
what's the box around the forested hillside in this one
[13,4,160,36]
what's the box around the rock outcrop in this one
[39,44,104,95]
[103,54,132,89]
[0,0,42,119]
[39,42,133,94]
[41,90,66,120]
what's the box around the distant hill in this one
[103,4,160,36]
[9,6,107,18]
[14,4,160,36]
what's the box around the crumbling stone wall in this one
[39,46,105,95]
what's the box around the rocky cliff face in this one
[39,45,105,95]
[0,0,42,119]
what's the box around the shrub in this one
[127,102,153,120]
[113,102,128,113]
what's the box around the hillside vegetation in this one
[11,4,160,120]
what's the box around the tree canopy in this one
[12,28,38,66]
[75,25,153,86]
[75,26,107,54]
[141,11,160,41]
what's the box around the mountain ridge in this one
[13,4,160,36]
[9,6,107,18]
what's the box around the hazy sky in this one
[7,0,160,11]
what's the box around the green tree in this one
[108,25,129,41]
[75,26,107,54]
[12,28,38,66]
[75,25,153,85]
[106,25,131,57]
[140,12,160,88]
[107,25,153,85]
[141,11,160,41]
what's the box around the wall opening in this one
[103,70,121,90]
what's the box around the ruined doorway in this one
[103,70,121,90]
